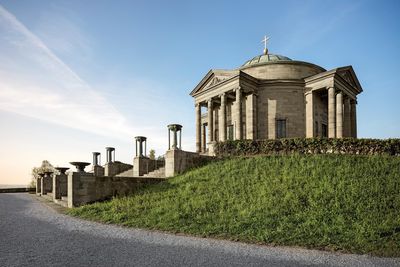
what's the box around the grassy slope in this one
[69,155,400,257]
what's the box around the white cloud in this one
[0,5,135,141]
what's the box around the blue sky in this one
[0,0,399,185]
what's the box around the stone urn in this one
[69,162,90,173]
[55,167,69,175]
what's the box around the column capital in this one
[335,89,343,96]
[207,99,213,106]
[235,86,242,93]
[219,92,226,98]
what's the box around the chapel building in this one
[190,45,363,153]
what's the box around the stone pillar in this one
[336,91,344,138]
[328,87,336,138]
[207,100,213,142]
[202,124,206,152]
[267,99,276,139]
[195,103,201,153]
[305,91,314,138]
[343,97,351,137]
[36,177,41,195]
[40,175,45,195]
[235,87,242,140]
[219,94,227,142]
[246,93,257,140]
[351,100,357,138]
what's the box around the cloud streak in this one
[0,5,135,140]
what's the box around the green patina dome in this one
[241,53,292,67]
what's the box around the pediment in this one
[190,70,238,96]
[336,66,363,92]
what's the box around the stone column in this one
[219,94,227,142]
[202,124,206,152]
[207,100,213,142]
[195,103,201,152]
[336,91,344,138]
[328,87,336,138]
[351,100,357,138]
[305,91,314,138]
[246,93,257,140]
[343,97,351,137]
[235,87,242,140]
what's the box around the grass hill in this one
[69,155,400,257]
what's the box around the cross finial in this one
[261,35,270,55]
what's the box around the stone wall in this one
[133,157,164,176]
[53,174,67,200]
[165,149,213,177]
[43,176,52,194]
[104,162,132,177]
[257,85,305,139]
[67,172,165,207]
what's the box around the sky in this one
[0,0,399,186]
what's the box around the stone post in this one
[219,93,227,142]
[54,167,69,200]
[195,103,201,153]
[36,177,41,195]
[343,97,351,137]
[328,87,336,138]
[351,100,357,138]
[40,175,45,195]
[235,87,242,140]
[336,91,344,138]
[207,100,213,142]
[305,91,314,137]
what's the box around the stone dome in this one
[241,54,292,67]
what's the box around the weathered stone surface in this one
[165,149,212,177]
[67,171,165,207]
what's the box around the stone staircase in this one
[115,168,133,177]
[143,167,165,178]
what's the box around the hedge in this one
[214,138,400,157]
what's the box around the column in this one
[219,94,227,141]
[305,91,314,138]
[351,100,357,138]
[336,91,343,138]
[207,100,213,142]
[343,97,351,137]
[195,103,201,152]
[202,124,206,152]
[328,87,336,138]
[235,87,242,140]
[246,93,257,140]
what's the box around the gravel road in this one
[0,193,399,267]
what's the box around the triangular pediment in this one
[190,70,238,96]
[336,66,363,92]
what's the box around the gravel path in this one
[0,193,399,267]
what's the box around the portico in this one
[193,78,258,153]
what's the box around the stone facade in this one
[190,53,363,154]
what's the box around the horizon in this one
[1,0,399,185]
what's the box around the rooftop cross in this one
[261,35,270,55]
